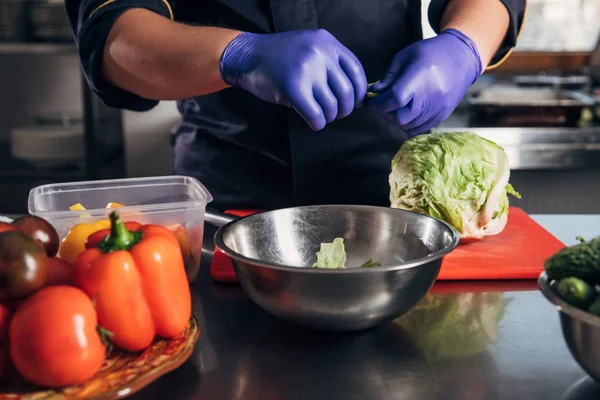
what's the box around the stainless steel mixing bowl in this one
[539,272,600,382]
[212,205,460,331]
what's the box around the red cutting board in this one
[438,207,565,280]
[209,207,566,283]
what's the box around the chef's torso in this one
[172,0,422,210]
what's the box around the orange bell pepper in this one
[73,211,191,352]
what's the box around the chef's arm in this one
[65,0,241,111]
[104,9,241,101]
[428,0,527,71]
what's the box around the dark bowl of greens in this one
[539,236,600,382]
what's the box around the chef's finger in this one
[367,82,413,115]
[385,102,419,127]
[313,84,339,124]
[338,52,368,107]
[289,91,327,131]
[328,68,355,119]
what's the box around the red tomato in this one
[0,303,12,379]
[9,286,106,387]
[45,257,75,287]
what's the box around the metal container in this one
[468,86,596,127]
[212,205,460,331]
[538,272,600,382]
[513,75,591,91]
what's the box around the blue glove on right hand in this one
[220,29,368,131]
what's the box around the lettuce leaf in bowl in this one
[312,238,380,269]
[313,238,347,269]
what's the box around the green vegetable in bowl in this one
[312,238,380,269]
[388,131,520,241]
[557,277,596,309]
[545,236,600,284]
[360,259,381,268]
[313,238,347,269]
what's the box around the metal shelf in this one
[0,42,76,55]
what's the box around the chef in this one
[66,0,526,210]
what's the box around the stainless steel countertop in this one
[122,214,600,400]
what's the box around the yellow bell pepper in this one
[69,203,86,211]
[106,202,125,209]
[58,220,112,263]
[60,201,139,262]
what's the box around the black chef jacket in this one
[66,0,526,210]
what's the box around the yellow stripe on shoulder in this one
[89,0,116,19]
[161,0,174,20]
[486,0,528,71]
[88,0,174,21]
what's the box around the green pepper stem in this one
[98,211,142,253]
[97,325,115,356]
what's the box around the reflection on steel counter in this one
[394,292,510,363]
[431,126,600,170]
[189,289,219,376]
[232,322,435,399]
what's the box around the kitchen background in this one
[0,0,598,214]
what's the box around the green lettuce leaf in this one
[312,239,380,269]
[313,238,347,269]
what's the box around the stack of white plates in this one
[10,125,85,169]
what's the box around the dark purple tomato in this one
[11,215,60,257]
[0,231,48,300]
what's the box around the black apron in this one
[172,0,422,210]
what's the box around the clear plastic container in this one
[28,175,213,282]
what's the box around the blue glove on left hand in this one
[220,30,368,131]
[365,29,483,136]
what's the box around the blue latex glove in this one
[365,29,483,136]
[220,30,368,131]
